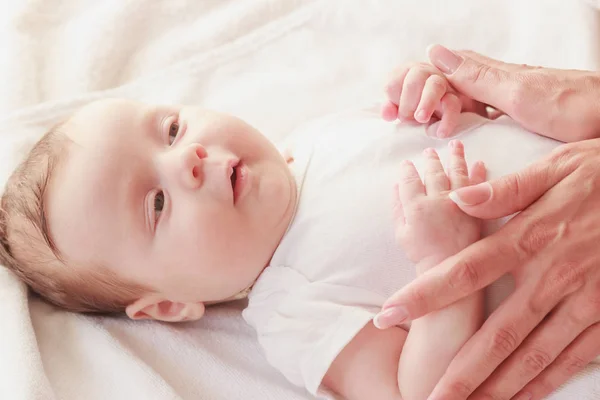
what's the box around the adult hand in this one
[427,44,600,142]
[376,139,600,400]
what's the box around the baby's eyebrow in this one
[141,107,163,140]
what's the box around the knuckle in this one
[549,143,583,167]
[446,380,475,398]
[576,292,600,323]
[407,201,428,220]
[448,259,480,292]
[406,283,429,312]
[501,173,524,199]
[526,294,549,319]
[427,75,446,92]
[442,92,461,111]
[559,353,588,375]
[427,170,447,181]
[413,62,432,72]
[488,326,520,360]
[506,76,530,117]
[400,173,421,187]
[404,77,424,94]
[515,220,553,258]
[542,260,585,300]
[464,64,497,86]
[449,163,468,177]
[522,347,553,375]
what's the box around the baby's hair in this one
[0,122,149,313]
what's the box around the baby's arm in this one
[396,258,483,400]
[389,142,487,399]
[323,322,406,400]
[324,142,486,400]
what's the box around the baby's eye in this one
[168,121,179,145]
[154,191,165,219]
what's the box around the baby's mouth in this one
[229,160,240,195]
[230,162,238,190]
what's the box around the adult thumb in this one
[427,44,516,112]
[447,157,566,219]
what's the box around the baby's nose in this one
[181,143,207,189]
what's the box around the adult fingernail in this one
[428,44,464,74]
[449,182,492,206]
[373,306,408,329]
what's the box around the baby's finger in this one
[398,68,429,121]
[381,100,399,122]
[385,66,410,106]
[424,148,450,194]
[392,183,406,227]
[415,75,447,123]
[398,160,425,204]
[469,161,487,185]
[448,140,469,189]
[436,93,462,138]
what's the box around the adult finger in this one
[448,146,572,220]
[427,44,516,112]
[516,322,600,400]
[456,50,528,72]
[426,283,558,400]
[472,296,590,399]
[379,229,517,324]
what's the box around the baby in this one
[0,60,560,400]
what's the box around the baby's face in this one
[47,99,296,305]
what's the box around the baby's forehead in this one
[66,99,145,140]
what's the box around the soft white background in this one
[0,1,599,399]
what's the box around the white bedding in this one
[1,1,600,399]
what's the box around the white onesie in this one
[242,105,560,398]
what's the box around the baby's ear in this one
[125,296,205,322]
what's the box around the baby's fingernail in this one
[415,109,429,122]
[428,44,464,75]
[449,182,492,206]
[373,306,408,329]
[436,127,448,138]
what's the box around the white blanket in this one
[1,1,600,399]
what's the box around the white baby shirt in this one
[242,105,560,397]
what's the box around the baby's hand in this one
[381,62,487,137]
[394,140,486,264]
